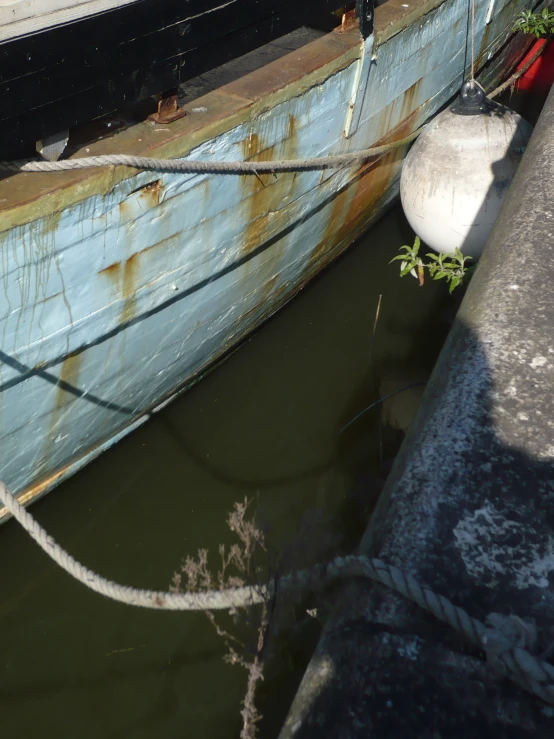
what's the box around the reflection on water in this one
[0,203,454,738]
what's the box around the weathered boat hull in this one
[0,0,534,520]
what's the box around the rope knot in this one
[484,612,538,653]
[480,613,554,703]
[482,612,538,677]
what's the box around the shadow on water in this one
[0,203,458,739]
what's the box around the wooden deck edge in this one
[375,0,449,45]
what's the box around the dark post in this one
[356,0,374,37]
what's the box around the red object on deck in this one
[515,38,554,92]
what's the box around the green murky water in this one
[0,203,454,738]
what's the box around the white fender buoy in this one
[400,82,533,259]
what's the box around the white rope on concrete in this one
[2,481,554,705]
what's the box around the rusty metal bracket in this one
[336,1,374,36]
[335,8,357,33]
[148,90,186,125]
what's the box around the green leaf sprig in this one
[513,8,554,38]
[390,237,473,293]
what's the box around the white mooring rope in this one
[0,129,422,175]
[1,481,554,706]
[0,57,543,177]
[470,0,476,87]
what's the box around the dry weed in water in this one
[171,497,268,739]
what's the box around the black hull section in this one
[0,0,370,156]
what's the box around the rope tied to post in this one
[2,481,554,706]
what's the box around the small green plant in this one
[426,248,473,293]
[390,236,473,293]
[513,8,554,38]
[389,235,426,286]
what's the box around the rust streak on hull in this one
[311,105,422,269]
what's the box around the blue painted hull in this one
[0,0,535,519]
